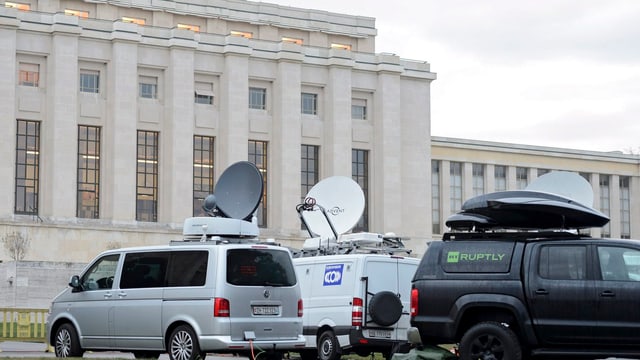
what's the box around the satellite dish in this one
[210,161,263,220]
[301,176,365,239]
[526,171,593,207]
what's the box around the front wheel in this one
[317,330,341,360]
[459,322,522,360]
[53,323,83,358]
[168,325,204,360]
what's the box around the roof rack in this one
[443,230,591,241]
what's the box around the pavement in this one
[0,341,250,359]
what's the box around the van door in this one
[225,248,301,341]
[70,253,120,349]
[113,251,168,350]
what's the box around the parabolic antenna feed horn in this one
[182,161,263,242]
[446,171,610,231]
[297,176,365,242]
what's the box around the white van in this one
[293,239,419,360]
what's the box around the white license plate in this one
[368,329,392,338]
[252,306,279,315]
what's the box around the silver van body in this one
[46,241,305,359]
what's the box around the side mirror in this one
[69,275,82,290]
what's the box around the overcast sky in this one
[279,0,640,153]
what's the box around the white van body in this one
[293,252,419,360]
[46,218,305,360]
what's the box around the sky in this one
[278,0,640,153]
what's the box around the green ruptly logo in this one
[446,251,505,263]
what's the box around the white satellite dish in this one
[525,171,593,207]
[301,176,365,240]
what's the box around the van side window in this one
[81,254,119,290]
[121,252,169,288]
[166,251,208,287]
[227,249,296,286]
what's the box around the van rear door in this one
[225,247,301,341]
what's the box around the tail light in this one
[410,288,418,317]
[214,297,230,317]
[298,299,304,317]
[352,297,363,326]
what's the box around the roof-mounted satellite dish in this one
[526,171,593,207]
[300,176,365,240]
[203,161,263,221]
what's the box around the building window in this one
[195,81,214,105]
[136,131,159,222]
[450,162,463,214]
[230,30,253,38]
[620,176,630,239]
[249,87,266,110]
[177,23,200,32]
[15,120,40,215]
[139,76,157,99]
[331,43,351,51]
[600,175,611,238]
[352,98,367,120]
[80,70,99,93]
[65,9,88,18]
[472,163,485,196]
[537,168,551,177]
[432,160,441,235]
[301,93,318,115]
[352,149,369,232]
[301,145,319,230]
[18,63,39,87]
[5,2,30,11]
[516,167,528,189]
[77,126,101,219]
[122,16,145,25]
[193,136,214,217]
[282,37,303,45]
[494,165,507,192]
[248,140,268,227]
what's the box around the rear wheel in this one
[168,325,205,360]
[317,330,341,360]
[459,322,521,360]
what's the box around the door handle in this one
[600,290,615,297]
[535,289,549,295]
[104,293,113,299]
[118,292,127,298]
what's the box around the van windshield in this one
[227,249,296,286]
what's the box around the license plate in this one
[252,306,279,315]
[368,329,392,338]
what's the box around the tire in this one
[459,322,522,360]
[317,330,341,360]
[53,323,83,358]
[368,291,402,326]
[168,325,204,360]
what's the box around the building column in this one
[162,33,197,224]
[271,44,303,235]
[0,11,18,218]
[218,35,251,172]
[631,175,640,239]
[590,173,602,238]
[440,160,452,219]
[41,15,81,219]
[104,22,141,222]
[610,175,621,238]
[323,51,353,177]
[486,164,496,193]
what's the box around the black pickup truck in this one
[409,171,640,360]
[410,230,640,360]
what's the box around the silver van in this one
[46,225,305,360]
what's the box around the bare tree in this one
[2,231,30,261]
